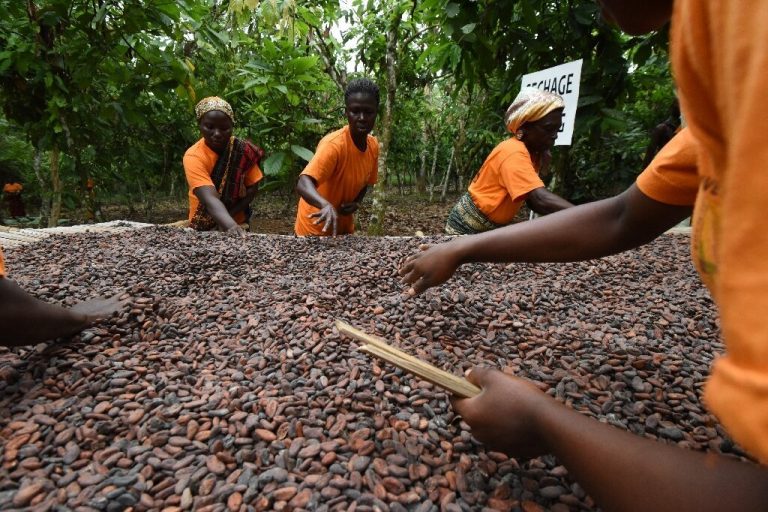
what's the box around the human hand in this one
[226,224,247,238]
[309,203,338,236]
[339,202,358,215]
[69,292,130,325]
[399,243,462,295]
[450,367,555,458]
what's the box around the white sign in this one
[521,59,583,146]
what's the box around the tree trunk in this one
[367,9,401,235]
[48,146,61,227]
[416,85,431,194]
[440,147,454,202]
[428,143,439,202]
[32,146,50,227]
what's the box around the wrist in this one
[530,392,579,455]
[66,309,91,332]
[452,237,475,265]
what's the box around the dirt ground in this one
[82,192,467,237]
[4,191,538,237]
[249,193,465,236]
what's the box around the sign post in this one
[521,59,583,146]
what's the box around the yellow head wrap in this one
[195,96,235,123]
[504,87,565,133]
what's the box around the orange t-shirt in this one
[467,138,545,225]
[635,128,699,206]
[183,138,264,225]
[672,0,768,462]
[295,126,379,236]
[0,247,5,277]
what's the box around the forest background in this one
[0,0,675,234]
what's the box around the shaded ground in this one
[2,192,468,237]
[249,193,465,236]
[0,229,743,511]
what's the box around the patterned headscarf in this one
[504,87,565,133]
[195,96,235,123]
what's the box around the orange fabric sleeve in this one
[672,0,768,463]
[183,151,216,192]
[302,138,341,185]
[635,128,699,206]
[497,150,545,204]
[0,246,5,277]
[244,163,264,187]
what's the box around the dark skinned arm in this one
[0,278,127,347]
[526,187,574,215]
[339,185,369,215]
[400,185,691,294]
[452,368,768,512]
[296,174,338,235]
[193,185,245,236]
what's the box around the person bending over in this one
[444,87,573,235]
[183,96,265,237]
[295,78,380,236]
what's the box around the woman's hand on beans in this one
[69,292,131,325]
[226,225,247,238]
[399,243,461,295]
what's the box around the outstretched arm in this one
[400,185,691,294]
[452,368,768,512]
[0,278,127,347]
[194,185,245,236]
[296,175,338,235]
[526,187,574,214]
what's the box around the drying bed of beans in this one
[0,228,735,511]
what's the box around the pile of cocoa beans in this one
[0,228,736,511]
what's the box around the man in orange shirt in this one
[184,96,264,237]
[0,246,127,347]
[295,78,380,236]
[399,0,768,509]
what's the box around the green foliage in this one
[0,0,679,224]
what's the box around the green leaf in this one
[445,2,460,18]
[287,55,318,74]
[291,145,315,162]
[262,151,287,176]
[460,23,476,34]
[155,1,181,20]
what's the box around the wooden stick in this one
[335,320,481,398]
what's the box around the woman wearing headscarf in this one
[445,87,574,235]
[183,96,265,237]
